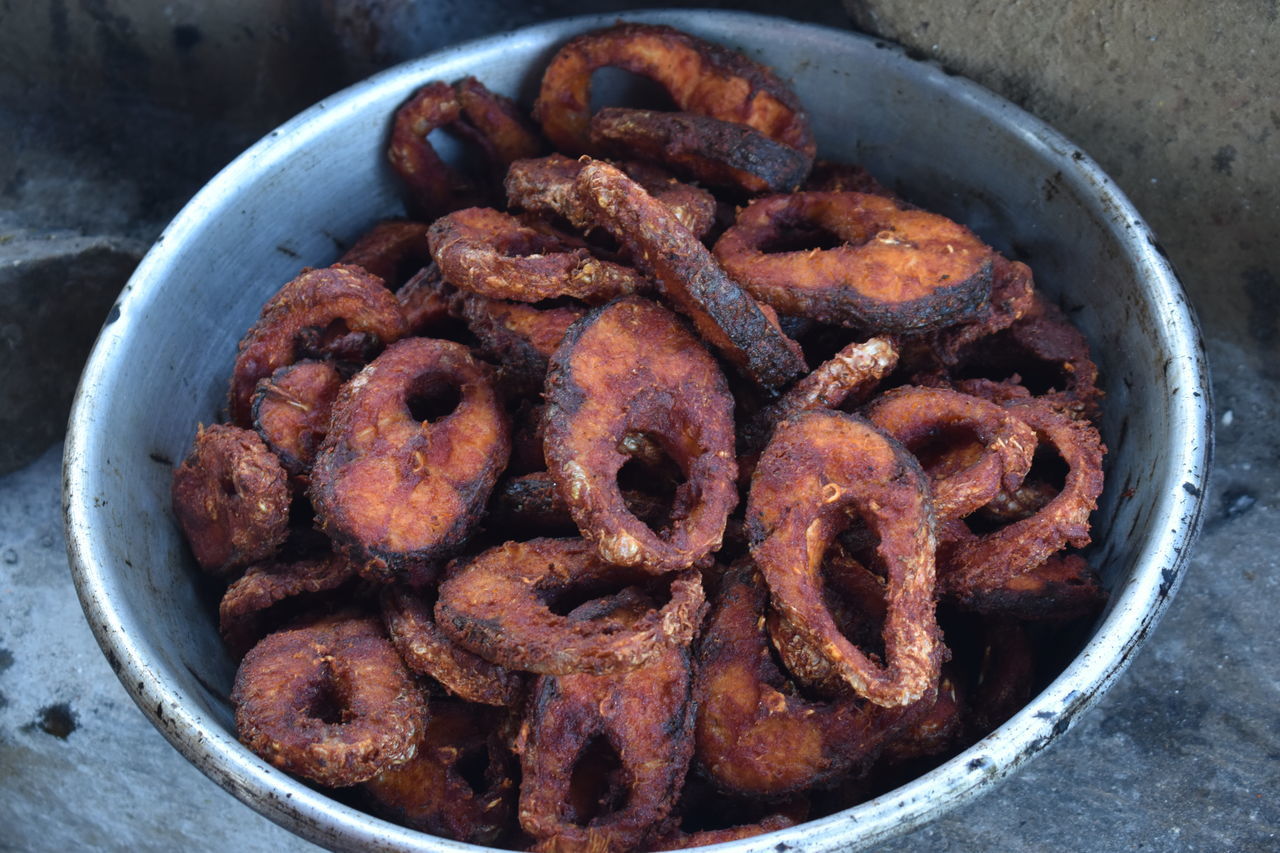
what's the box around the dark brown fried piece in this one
[363,698,517,845]
[457,292,587,397]
[228,264,407,427]
[875,671,965,767]
[590,108,812,194]
[864,385,1038,523]
[748,410,942,707]
[516,600,694,853]
[338,220,434,290]
[940,399,1105,596]
[429,207,646,304]
[544,297,738,571]
[574,160,808,389]
[693,566,922,796]
[653,816,798,850]
[533,23,815,158]
[219,552,357,658]
[804,160,896,198]
[650,779,807,851]
[395,262,456,335]
[381,583,523,706]
[966,619,1035,738]
[952,551,1107,620]
[505,153,717,239]
[251,360,343,481]
[488,471,674,538]
[171,424,290,576]
[436,538,706,675]
[455,75,546,167]
[714,191,994,332]
[232,612,425,787]
[310,337,510,582]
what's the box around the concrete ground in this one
[1,1,1276,851]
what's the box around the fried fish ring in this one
[544,297,737,571]
[574,160,807,389]
[951,551,1107,620]
[435,538,706,675]
[747,410,942,707]
[251,360,343,481]
[906,254,1037,369]
[516,599,694,853]
[395,263,456,335]
[338,220,434,290]
[713,191,994,332]
[228,264,407,427]
[171,424,290,576]
[454,75,545,167]
[232,613,425,787]
[940,399,1104,596]
[864,385,1038,523]
[533,23,815,158]
[589,108,812,194]
[428,207,646,304]
[363,699,517,845]
[457,292,587,397]
[219,552,357,658]
[381,583,523,706]
[504,153,717,239]
[310,337,510,582]
[693,566,921,796]
[387,81,482,219]
[488,471,675,539]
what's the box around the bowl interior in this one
[65,10,1210,853]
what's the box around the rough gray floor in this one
[2,1,1278,851]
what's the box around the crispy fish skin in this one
[590,108,812,194]
[436,537,706,675]
[232,613,426,788]
[533,23,815,158]
[693,566,923,796]
[429,206,646,304]
[171,424,291,577]
[543,296,738,571]
[251,360,344,481]
[713,191,994,332]
[228,263,407,427]
[747,410,943,708]
[574,160,807,389]
[310,337,510,581]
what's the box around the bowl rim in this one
[63,8,1212,852]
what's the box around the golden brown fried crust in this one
[381,583,524,706]
[504,153,717,239]
[747,410,943,707]
[232,613,426,787]
[533,23,815,158]
[429,207,646,304]
[363,699,518,845]
[864,385,1038,523]
[251,360,343,480]
[436,537,706,675]
[457,292,587,397]
[338,220,434,290]
[516,640,695,853]
[589,108,812,194]
[310,337,510,582]
[219,552,357,658]
[228,264,407,427]
[952,551,1107,620]
[573,160,808,389]
[171,424,291,576]
[693,566,923,796]
[544,297,738,571]
[714,191,994,332]
[940,399,1105,596]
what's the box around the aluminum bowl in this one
[64,9,1211,852]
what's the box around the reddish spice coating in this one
[573,160,807,389]
[589,108,812,194]
[454,75,546,167]
[543,297,738,571]
[387,81,482,218]
[395,263,456,335]
[363,699,518,845]
[747,410,943,707]
[171,424,290,577]
[714,191,994,332]
[456,291,587,397]
[693,566,924,796]
[251,360,343,480]
[228,264,407,427]
[338,220,434,290]
[310,337,510,581]
[218,552,357,658]
[381,583,524,706]
[435,537,706,675]
[429,207,646,304]
[533,23,815,158]
[232,613,426,787]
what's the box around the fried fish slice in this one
[252,360,344,481]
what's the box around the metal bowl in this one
[63,9,1211,852]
